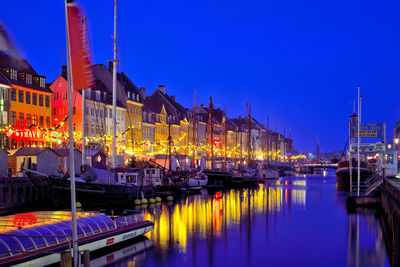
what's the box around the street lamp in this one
[395,138,399,145]
[388,143,392,149]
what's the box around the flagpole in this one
[112,0,117,169]
[64,1,79,265]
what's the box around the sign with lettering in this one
[350,123,384,138]
[350,142,385,153]
[5,128,60,142]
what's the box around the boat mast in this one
[247,102,251,167]
[64,1,78,265]
[357,85,361,196]
[209,96,214,169]
[168,115,172,171]
[192,90,196,168]
[266,115,269,164]
[112,0,117,169]
[274,113,277,162]
[224,107,227,170]
[239,115,242,168]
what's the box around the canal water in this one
[98,172,390,267]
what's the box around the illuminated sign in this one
[5,128,60,142]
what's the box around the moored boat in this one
[204,170,232,188]
[336,160,375,190]
[186,171,208,188]
[0,211,153,267]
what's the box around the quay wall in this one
[380,180,400,266]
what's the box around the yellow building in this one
[0,52,53,149]
[117,73,144,154]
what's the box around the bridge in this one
[294,163,337,174]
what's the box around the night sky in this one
[1,0,399,153]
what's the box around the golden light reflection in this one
[144,183,306,252]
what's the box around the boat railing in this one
[0,233,71,257]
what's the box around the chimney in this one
[171,95,176,102]
[139,87,146,99]
[158,85,166,94]
[62,65,67,77]
[108,61,113,72]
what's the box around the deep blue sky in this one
[1,0,399,153]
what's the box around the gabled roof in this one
[0,51,52,93]
[13,147,60,157]
[117,72,143,104]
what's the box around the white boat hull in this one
[187,178,208,187]
[13,225,153,267]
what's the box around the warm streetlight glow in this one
[388,144,392,149]
[395,138,399,144]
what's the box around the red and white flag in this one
[66,0,94,91]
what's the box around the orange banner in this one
[66,0,94,91]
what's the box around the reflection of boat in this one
[0,211,153,267]
[90,237,152,267]
[336,160,375,190]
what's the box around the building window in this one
[39,95,43,106]
[26,114,31,126]
[45,96,50,107]
[46,117,50,128]
[73,123,76,131]
[62,92,67,100]
[2,88,8,100]
[10,69,17,80]
[18,113,24,127]
[73,107,76,115]
[32,93,37,105]
[100,110,103,118]
[39,77,46,88]
[52,108,56,116]
[91,123,94,134]
[11,112,16,126]
[32,115,38,126]
[54,92,58,100]
[95,110,98,117]
[18,90,24,103]
[11,89,16,101]
[91,108,94,116]
[104,108,107,118]
[26,91,31,104]
[26,74,32,85]
[39,116,44,127]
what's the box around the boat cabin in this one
[116,172,140,185]
[9,147,59,176]
[0,149,8,177]
[143,168,163,186]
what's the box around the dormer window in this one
[136,94,139,101]
[26,74,32,85]
[39,77,46,88]
[10,69,17,80]
[127,91,130,99]
[131,93,135,100]
[96,90,100,101]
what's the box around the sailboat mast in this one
[192,91,196,168]
[239,115,242,168]
[64,1,78,265]
[247,102,251,167]
[209,96,214,169]
[224,107,227,170]
[267,115,269,164]
[112,0,117,169]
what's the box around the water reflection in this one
[105,175,391,267]
[144,182,307,254]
